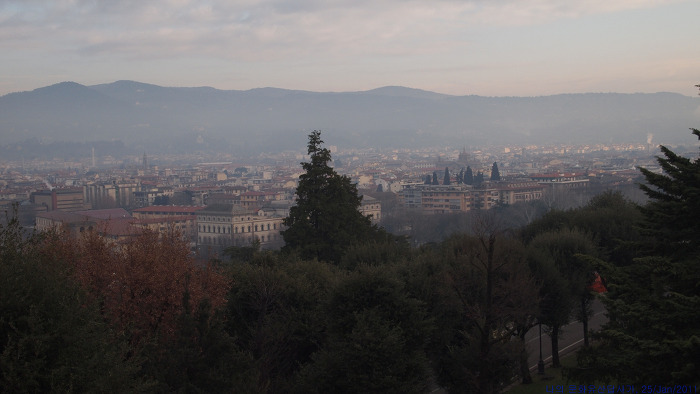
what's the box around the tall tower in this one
[91,147,96,168]
[458,147,469,163]
[143,152,148,171]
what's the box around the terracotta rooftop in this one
[530,172,586,178]
[132,206,205,213]
[74,208,132,220]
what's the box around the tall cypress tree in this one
[490,162,501,181]
[443,167,451,185]
[465,166,474,185]
[282,131,380,264]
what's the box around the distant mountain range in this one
[1,80,698,159]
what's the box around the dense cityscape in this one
[1,140,657,252]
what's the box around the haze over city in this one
[4,1,700,392]
[2,0,700,97]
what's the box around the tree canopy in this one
[0,210,144,392]
[490,162,501,181]
[282,130,383,264]
[464,166,474,185]
[475,171,485,186]
[527,228,596,367]
[413,214,538,393]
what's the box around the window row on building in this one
[195,205,286,256]
[199,222,279,234]
[398,181,547,213]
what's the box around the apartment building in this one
[530,172,589,191]
[398,181,545,213]
[420,185,471,213]
[84,180,140,209]
[496,181,546,205]
[31,188,86,212]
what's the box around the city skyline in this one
[2,0,700,98]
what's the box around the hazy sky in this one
[2,0,699,97]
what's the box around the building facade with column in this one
[196,204,285,257]
[359,195,382,224]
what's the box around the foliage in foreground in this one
[566,129,700,385]
[0,211,144,392]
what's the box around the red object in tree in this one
[589,272,607,293]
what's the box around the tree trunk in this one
[477,235,497,394]
[582,300,590,347]
[551,326,561,368]
[581,306,588,346]
[520,341,533,384]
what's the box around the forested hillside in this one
[2,81,698,158]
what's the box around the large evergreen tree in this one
[637,130,700,262]
[490,162,501,181]
[569,128,700,384]
[443,167,451,185]
[282,131,380,264]
[465,166,474,185]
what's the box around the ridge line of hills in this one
[1,80,698,159]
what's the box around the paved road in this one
[428,298,608,392]
[525,298,608,371]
